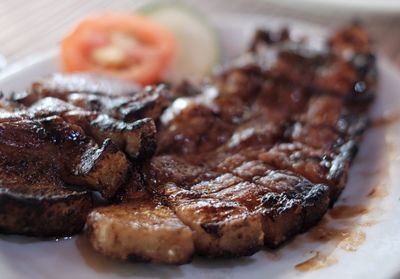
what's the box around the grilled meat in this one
[14,74,171,122]
[0,171,92,237]
[144,157,264,257]
[0,116,130,199]
[25,96,158,160]
[0,76,163,236]
[0,23,376,265]
[86,23,376,262]
[0,117,97,236]
[259,142,357,201]
[87,193,195,264]
[63,138,130,198]
[13,73,140,105]
[144,156,329,250]
[67,114,157,161]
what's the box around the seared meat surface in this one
[0,113,130,236]
[0,115,130,196]
[98,22,375,261]
[14,74,171,122]
[0,76,163,236]
[0,23,376,264]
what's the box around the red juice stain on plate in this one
[307,223,347,242]
[367,186,388,199]
[295,252,338,272]
[337,230,366,252]
[298,218,367,272]
[306,218,367,252]
[329,205,369,219]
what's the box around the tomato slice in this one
[61,12,176,85]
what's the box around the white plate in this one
[1,14,400,279]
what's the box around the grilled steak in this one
[86,23,376,263]
[0,76,164,236]
[0,22,376,264]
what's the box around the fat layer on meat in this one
[86,194,195,264]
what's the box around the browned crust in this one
[88,116,157,161]
[259,182,330,247]
[66,139,130,198]
[0,189,93,237]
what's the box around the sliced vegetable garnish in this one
[61,12,176,85]
[141,3,220,83]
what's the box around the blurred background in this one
[0,0,399,69]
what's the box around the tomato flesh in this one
[61,13,176,85]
